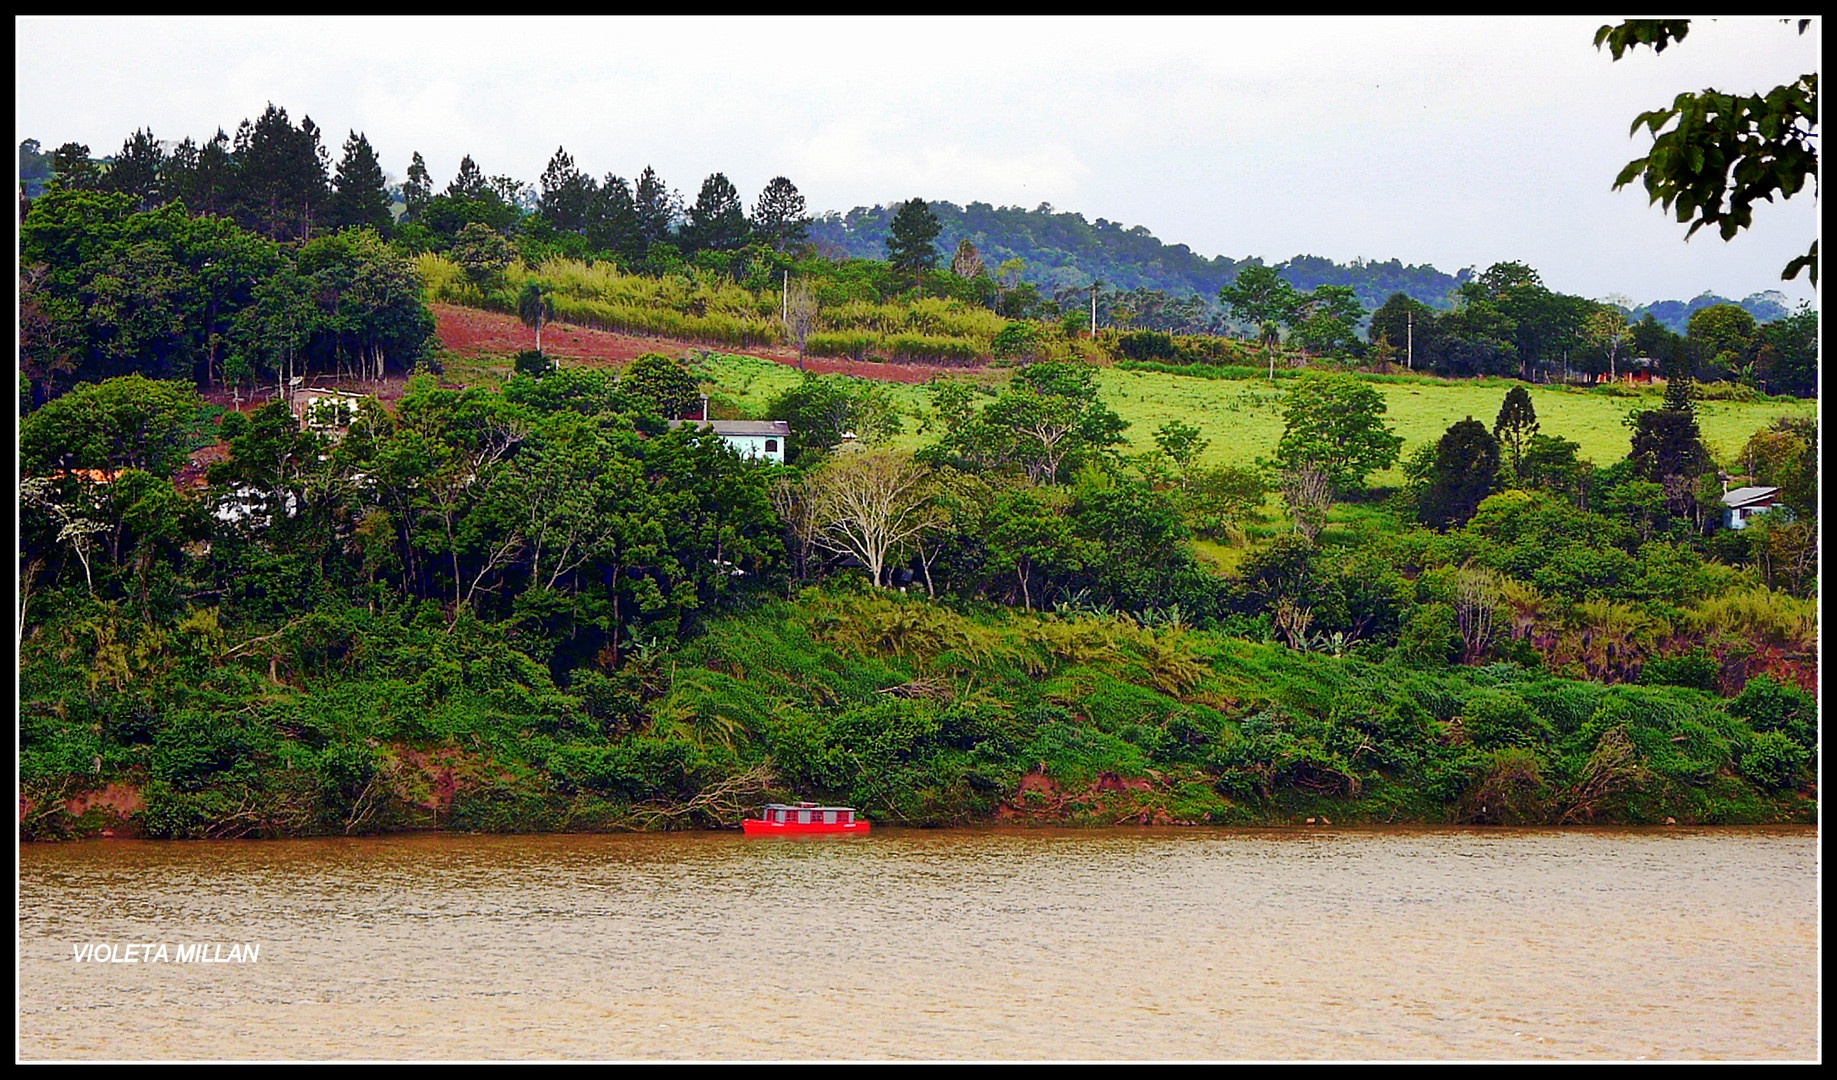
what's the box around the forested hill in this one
[808,200,1798,328]
[1631,290,1796,335]
[812,201,1468,311]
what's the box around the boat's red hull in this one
[741,819,871,836]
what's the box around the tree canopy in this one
[1597,18,1819,284]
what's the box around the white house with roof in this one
[667,419,790,464]
[1721,485,1780,530]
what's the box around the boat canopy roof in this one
[761,803,856,812]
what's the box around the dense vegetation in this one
[21,119,1816,401]
[19,355,1818,837]
[17,108,1819,839]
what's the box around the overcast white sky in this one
[15,16,1822,308]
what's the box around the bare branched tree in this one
[770,470,823,594]
[807,448,941,588]
[1454,565,1501,665]
[784,278,819,371]
[1274,596,1314,650]
[1278,464,1333,539]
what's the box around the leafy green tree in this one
[750,176,810,253]
[619,352,701,420]
[1152,419,1209,489]
[327,131,392,235]
[230,263,318,393]
[207,397,321,502]
[885,198,942,279]
[1271,374,1403,493]
[18,137,54,199]
[1517,434,1593,506]
[991,321,1046,363]
[1288,284,1364,356]
[1419,417,1502,531]
[1753,303,1817,397]
[1184,465,1267,542]
[1739,417,1817,521]
[1429,289,1517,378]
[767,373,903,463]
[588,173,641,256]
[1218,265,1302,379]
[449,222,515,291]
[164,129,236,218]
[978,362,1128,485]
[295,227,435,381]
[19,375,204,478]
[984,489,1091,611]
[1493,386,1540,480]
[1597,18,1818,283]
[1685,303,1757,382]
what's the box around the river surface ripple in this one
[17,826,1819,1061]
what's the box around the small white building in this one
[1721,485,1780,530]
[667,419,790,464]
[291,389,366,439]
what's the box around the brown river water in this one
[16,826,1819,1061]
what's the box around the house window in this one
[765,439,778,454]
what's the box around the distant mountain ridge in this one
[809,200,1798,327]
[1629,290,1796,334]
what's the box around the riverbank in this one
[19,593,1815,841]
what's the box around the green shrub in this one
[1739,730,1810,791]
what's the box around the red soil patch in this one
[42,782,149,836]
[433,303,990,385]
[191,301,992,424]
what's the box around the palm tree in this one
[517,282,554,353]
[1261,320,1282,383]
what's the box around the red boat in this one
[742,802,871,836]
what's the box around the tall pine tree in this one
[886,197,941,279]
[588,173,639,257]
[537,146,596,235]
[1419,417,1501,531]
[230,104,330,241]
[446,154,487,201]
[99,128,166,210]
[1492,386,1539,480]
[633,166,677,250]
[750,176,810,253]
[683,172,749,252]
[328,131,392,234]
[403,151,432,219]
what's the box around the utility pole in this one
[1090,281,1098,337]
[782,270,789,324]
[1406,310,1414,371]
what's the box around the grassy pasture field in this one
[694,352,1817,484]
